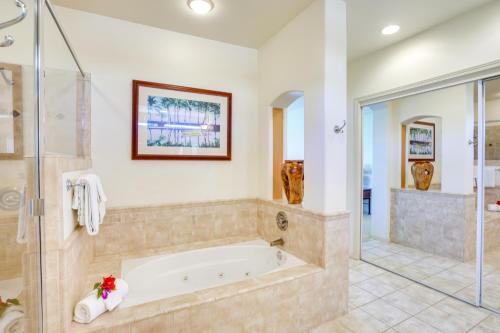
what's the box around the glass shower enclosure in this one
[0,0,88,332]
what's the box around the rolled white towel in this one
[0,306,24,333]
[73,291,106,324]
[103,279,128,311]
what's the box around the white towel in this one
[73,291,106,324]
[71,174,107,236]
[103,279,129,311]
[0,306,24,333]
[73,279,128,324]
[16,185,27,244]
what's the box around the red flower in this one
[101,275,116,291]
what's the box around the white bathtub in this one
[120,239,305,308]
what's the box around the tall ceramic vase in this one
[281,160,304,204]
[411,161,434,191]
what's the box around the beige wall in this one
[51,6,259,208]
[258,0,347,214]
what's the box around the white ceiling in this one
[347,0,493,61]
[53,0,493,60]
[51,0,316,49]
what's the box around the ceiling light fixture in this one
[187,0,214,15]
[381,25,400,35]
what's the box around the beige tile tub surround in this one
[94,199,259,258]
[390,189,476,261]
[69,199,350,333]
[40,156,93,333]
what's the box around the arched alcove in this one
[269,90,304,200]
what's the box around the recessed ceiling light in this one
[381,25,400,35]
[187,0,214,15]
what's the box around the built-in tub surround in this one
[69,199,349,332]
[390,188,476,261]
[121,239,306,308]
[93,200,258,258]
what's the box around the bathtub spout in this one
[270,238,284,247]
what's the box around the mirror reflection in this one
[361,83,478,305]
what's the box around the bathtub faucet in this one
[270,238,284,247]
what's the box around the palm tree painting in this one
[146,95,221,148]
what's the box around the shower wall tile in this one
[390,189,476,261]
[0,214,25,279]
[93,199,259,258]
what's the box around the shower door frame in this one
[32,0,88,331]
[353,61,500,313]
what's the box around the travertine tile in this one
[393,317,442,333]
[416,306,477,333]
[399,284,447,306]
[355,276,397,297]
[360,299,411,326]
[309,319,354,333]
[348,285,377,309]
[335,309,389,333]
[382,291,430,315]
[469,315,500,333]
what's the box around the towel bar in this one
[66,179,84,192]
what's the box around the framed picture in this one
[132,80,232,160]
[407,121,435,161]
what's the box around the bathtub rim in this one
[71,262,321,333]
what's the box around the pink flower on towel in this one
[93,275,116,300]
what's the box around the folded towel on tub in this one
[0,306,24,333]
[73,291,106,324]
[103,279,129,311]
[73,279,128,324]
[71,174,107,236]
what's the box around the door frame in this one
[352,60,500,312]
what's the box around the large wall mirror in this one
[0,63,23,160]
[360,82,479,306]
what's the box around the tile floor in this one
[310,259,500,333]
[359,238,500,313]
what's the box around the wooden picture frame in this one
[132,80,232,160]
[407,121,435,162]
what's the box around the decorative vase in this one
[411,161,434,191]
[281,160,304,204]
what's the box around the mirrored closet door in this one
[360,82,480,306]
[481,77,500,313]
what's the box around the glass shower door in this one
[0,1,43,332]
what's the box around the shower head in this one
[0,68,14,86]
[0,0,28,48]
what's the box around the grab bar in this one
[0,0,27,47]
[0,0,28,31]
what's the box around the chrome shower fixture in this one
[0,0,28,48]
